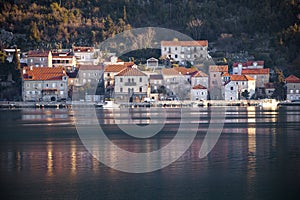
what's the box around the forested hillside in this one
[0,0,299,70]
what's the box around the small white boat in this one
[102,101,119,109]
[259,99,278,108]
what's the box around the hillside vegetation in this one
[0,0,299,72]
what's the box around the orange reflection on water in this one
[47,141,53,176]
[71,140,77,175]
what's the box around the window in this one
[60,91,64,95]
[213,74,216,77]
[120,78,123,82]
[175,47,177,51]
[107,73,110,77]
[296,90,299,94]
[139,87,143,92]
[128,78,131,83]
[83,73,86,77]
[139,77,142,82]
[132,78,134,82]
[230,87,234,91]
[46,84,49,88]
[120,88,123,92]
[52,83,56,88]
[175,54,178,58]
[290,90,294,94]
[60,83,64,87]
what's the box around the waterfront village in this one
[1,39,300,107]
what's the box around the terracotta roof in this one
[173,66,198,75]
[104,62,134,72]
[209,65,228,72]
[242,68,270,75]
[232,61,264,67]
[192,70,208,77]
[115,68,147,77]
[161,40,208,47]
[161,68,181,76]
[192,84,207,89]
[52,56,73,59]
[27,50,50,57]
[222,72,231,77]
[285,75,300,83]
[22,67,66,81]
[79,65,103,71]
[73,46,94,53]
[230,75,255,81]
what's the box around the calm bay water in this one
[0,106,300,200]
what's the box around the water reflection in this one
[1,107,300,199]
[47,141,53,176]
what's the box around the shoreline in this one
[0,99,298,109]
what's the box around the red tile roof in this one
[192,70,208,77]
[28,50,50,57]
[79,65,103,70]
[222,72,231,77]
[242,68,270,75]
[232,61,264,67]
[104,62,134,72]
[115,67,147,76]
[209,65,228,72]
[22,67,66,81]
[192,84,207,89]
[285,75,300,83]
[162,68,181,76]
[73,46,94,52]
[161,40,208,47]
[173,66,198,75]
[229,75,255,81]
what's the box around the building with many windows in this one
[223,75,256,101]
[27,50,52,67]
[22,66,68,101]
[114,67,148,103]
[285,75,300,101]
[161,40,208,65]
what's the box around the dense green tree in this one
[272,67,286,100]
